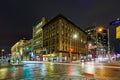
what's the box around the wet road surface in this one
[0,62,120,80]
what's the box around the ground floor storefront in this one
[42,51,81,62]
[22,51,88,62]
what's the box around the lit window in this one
[62,30,64,34]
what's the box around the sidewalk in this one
[0,62,24,67]
[103,61,120,66]
[1,61,120,67]
[0,63,10,67]
[22,60,113,65]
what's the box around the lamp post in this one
[96,27,103,59]
[96,27,111,62]
[69,34,77,63]
[1,49,5,56]
[70,38,72,63]
[107,28,111,62]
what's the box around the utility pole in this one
[69,38,72,63]
[107,28,111,62]
[96,27,98,59]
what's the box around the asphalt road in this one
[0,62,120,80]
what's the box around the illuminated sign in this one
[109,19,120,26]
[116,26,120,39]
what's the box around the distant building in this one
[11,39,26,59]
[32,17,48,56]
[85,26,97,58]
[22,39,33,60]
[85,25,108,58]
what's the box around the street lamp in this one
[1,49,5,52]
[69,34,77,63]
[96,27,101,59]
[107,28,111,62]
[97,27,103,33]
[1,49,5,56]
[96,27,111,62]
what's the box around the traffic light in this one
[25,47,30,51]
[70,48,74,52]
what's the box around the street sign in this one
[116,26,120,39]
[109,19,120,26]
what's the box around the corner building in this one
[11,39,26,60]
[42,14,87,62]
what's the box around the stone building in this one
[42,14,87,62]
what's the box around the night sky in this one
[0,0,120,53]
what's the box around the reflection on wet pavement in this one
[0,62,120,80]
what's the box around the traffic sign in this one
[109,18,120,26]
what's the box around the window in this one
[62,30,64,35]
[45,29,48,33]
[62,38,64,43]
[68,26,70,31]
[52,39,55,44]
[57,31,59,35]
[57,38,59,43]
[61,23,64,27]
[52,25,56,30]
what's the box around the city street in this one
[0,0,120,80]
[0,61,120,80]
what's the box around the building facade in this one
[85,25,108,61]
[11,14,88,62]
[22,39,33,60]
[42,14,87,62]
[11,39,26,61]
[32,17,47,55]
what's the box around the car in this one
[80,58,88,62]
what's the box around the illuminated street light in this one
[1,49,5,57]
[97,27,103,33]
[1,49,5,52]
[96,27,102,59]
[69,34,77,63]
[96,26,111,62]
[73,34,77,38]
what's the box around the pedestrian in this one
[8,58,10,64]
